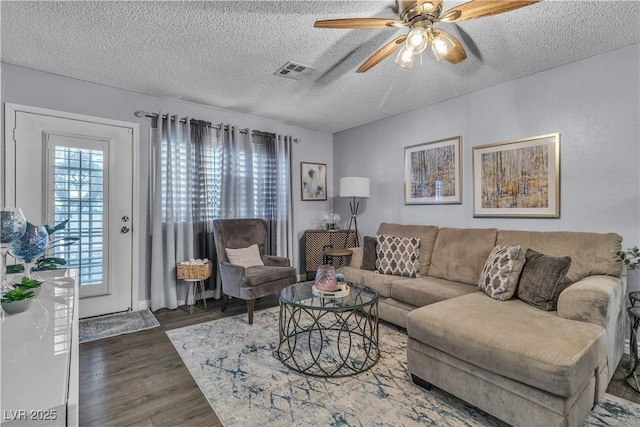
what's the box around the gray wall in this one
[1,63,334,302]
[333,44,640,287]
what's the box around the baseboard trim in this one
[138,299,151,310]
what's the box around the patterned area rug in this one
[79,309,160,343]
[167,308,640,426]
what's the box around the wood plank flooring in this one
[79,296,640,426]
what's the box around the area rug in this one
[79,309,160,343]
[166,308,640,426]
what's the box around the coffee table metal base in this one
[277,300,379,377]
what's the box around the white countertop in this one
[1,270,78,426]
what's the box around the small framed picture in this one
[300,162,327,201]
[472,133,560,217]
[404,136,462,204]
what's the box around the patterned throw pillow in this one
[375,234,421,278]
[478,245,525,301]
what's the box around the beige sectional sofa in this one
[338,223,626,427]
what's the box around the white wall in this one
[1,63,334,300]
[333,44,640,263]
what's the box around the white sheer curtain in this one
[150,117,295,310]
[275,134,294,259]
[150,114,214,310]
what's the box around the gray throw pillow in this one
[517,249,572,311]
[362,236,377,271]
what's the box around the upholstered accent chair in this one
[212,218,297,324]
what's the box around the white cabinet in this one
[1,270,78,426]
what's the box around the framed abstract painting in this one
[300,162,327,201]
[404,136,462,204]
[472,133,560,217]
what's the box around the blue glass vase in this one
[10,223,49,279]
[1,208,27,289]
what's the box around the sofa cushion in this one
[429,228,498,285]
[390,276,477,307]
[343,269,410,298]
[376,234,420,278]
[518,249,572,311]
[496,230,622,283]
[407,292,606,397]
[377,223,439,276]
[242,265,296,287]
[362,236,377,270]
[478,245,525,301]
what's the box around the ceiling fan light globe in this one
[405,27,429,54]
[431,33,455,61]
[395,46,415,69]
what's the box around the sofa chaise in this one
[338,223,626,426]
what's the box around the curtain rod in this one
[134,110,300,143]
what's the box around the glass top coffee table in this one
[277,281,379,377]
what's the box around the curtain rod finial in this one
[134,110,147,118]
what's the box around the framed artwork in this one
[404,136,462,204]
[472,133,560,218]
[300,162,327,201]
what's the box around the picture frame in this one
[472,133,560,218]
[300,162,327,201]
[404,136,462,205]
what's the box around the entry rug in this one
[166,308,640,426]
[79,309,160,343]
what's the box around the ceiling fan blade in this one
[314,18,406,29]
[431,29,467,64]
[357,35,408,73]
[438,0,539,23]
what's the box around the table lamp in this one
[339,177,370,247]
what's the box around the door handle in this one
[121,226,130,234]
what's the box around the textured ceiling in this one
[2,1,639,133]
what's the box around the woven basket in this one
[176,261,212,280]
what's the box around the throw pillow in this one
[362,236,377,271]
[517,249,572,311]
[375,234,420,278]
[225,244,264,268]
[478,245,525,301]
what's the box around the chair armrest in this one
[557,275,625,330]
[347,247,363,269]
[218,262,245,297]
[262,255,291,267]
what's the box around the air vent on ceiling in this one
[274,61,317,81]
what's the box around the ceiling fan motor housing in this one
[397,0,442,23]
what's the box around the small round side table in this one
[626,305,640,394]
[629,291,640,307]
[323,248,353,267]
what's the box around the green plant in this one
[15,276,42,289]
[613,246,640,270]
[1,286,34,302]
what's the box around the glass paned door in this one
[47,135,110,298]
[52,146,105,288]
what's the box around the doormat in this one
[166,307,640,426]
[79,309,160,343]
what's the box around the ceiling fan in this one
[314,0,540,72]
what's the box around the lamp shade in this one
[339,177,370,198]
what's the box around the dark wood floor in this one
[79,296,640,426]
